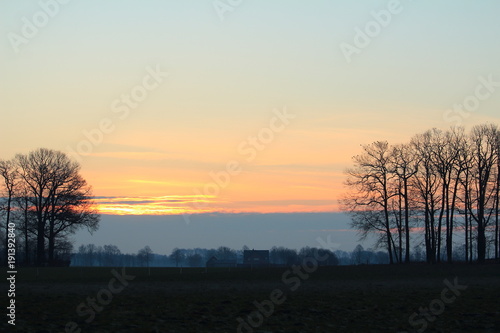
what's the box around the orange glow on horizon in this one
[77,125,354,216]
[93,195,340,216]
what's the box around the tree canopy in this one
[0,148,99,266]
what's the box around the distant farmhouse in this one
[205,250,270,268]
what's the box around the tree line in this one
[342,123,500,264]
[0,148,99,266]
[72,244,353,267]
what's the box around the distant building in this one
[243,250,269,267]
[206,256,237,268]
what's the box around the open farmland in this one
[1,264,499,333]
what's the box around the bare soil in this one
[1,264,499,332]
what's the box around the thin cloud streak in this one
[93,196,338,215]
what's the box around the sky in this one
[73,213,360,254]
[1,1,500,252]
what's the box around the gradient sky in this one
[72,213,361,254]
[2,1,500,219]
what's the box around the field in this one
[1,264,499,333]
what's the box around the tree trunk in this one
[48,219,55,265]
[424,213,430,263]
[447,176,460,263]
[36,217,45,266]
[4,195,12,267]
[404,178,410,263]
[384,194,394,265]
[464,188,469,263]
[430,198,437,264]
[397,190,403,263]
[24,198,30,265]
[495,165,499,260]
[477,186,486,263]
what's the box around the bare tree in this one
[341,123,500,264]
[456,134,474,262]
[52,237,73,265]
[424,127,468,263]
[351,244,365,265]
[410,131,442,263]
[138,245,153,267]
[468,124,499,263]
[14,182,37,264]
[270,246,298,265]
[391,143,419,263]
[15,148,99,265]
[342,141,398,264]
[103,244,121,266]
[0,159,18,266]
[44,177,99,264]
[78,243,97,266]
[170,248,185,267]
[187,253,203,267]
[215,246,236,261]
[495,130,500,260]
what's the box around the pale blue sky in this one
[1,1,500,249]
[3,1,499,146]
